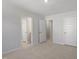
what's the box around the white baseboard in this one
[53,42,77,47]
[2,47,21,55]
[53,42,64,45]
[63,44,77,47]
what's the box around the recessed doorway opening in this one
[21,17,33,48]
[46,20,53,42]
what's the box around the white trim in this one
[53,42,77,47]
[53,42,64,45]
[2,47,21,55]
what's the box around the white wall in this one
[46,11,77,46]
[2,0,44,53]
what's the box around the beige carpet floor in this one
[3,40,77,59]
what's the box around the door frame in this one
[46,19,53,42]
[21,17,33,46]
[38,19,47,43]
[49,20,53,41]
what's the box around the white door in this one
[64,17,77,46]
[21,17,33,45]
[39,20,46,43]
[21,18,28,40]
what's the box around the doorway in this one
[21,17,32,47]
[39,20,46,43]
[46,20,53,42]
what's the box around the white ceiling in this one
[6,0,77,16]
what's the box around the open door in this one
[39,20,46,43]
[21,17,32,47]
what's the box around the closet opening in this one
[46,20,53,42]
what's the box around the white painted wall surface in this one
[2,0,44,53]
[46,11,77,46]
